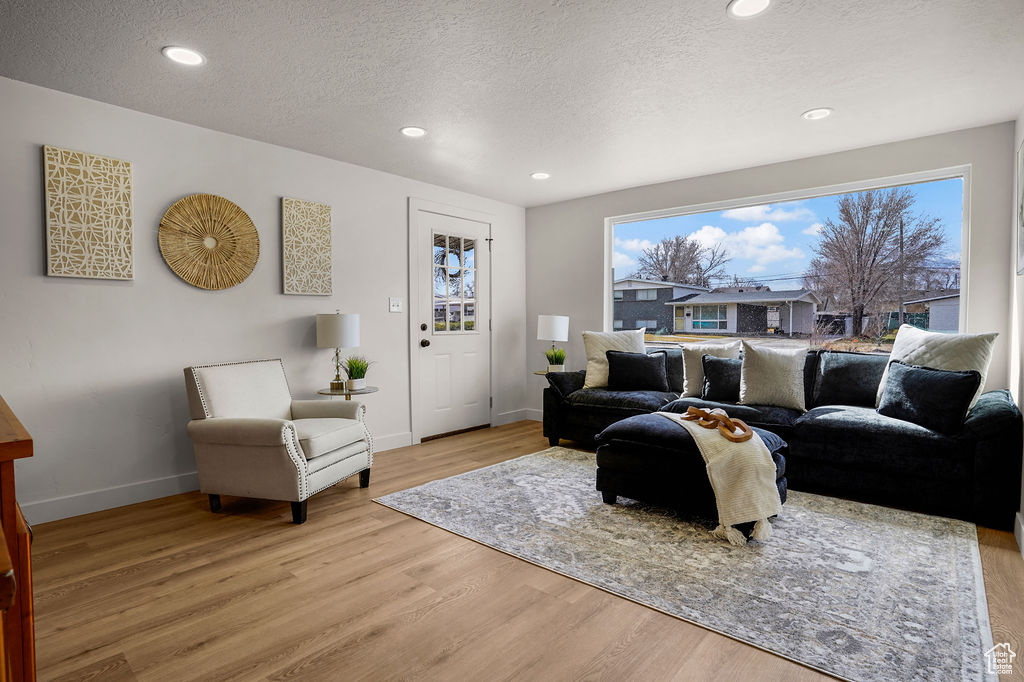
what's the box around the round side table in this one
[318,386,380,401]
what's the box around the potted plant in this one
[342,355,373,390]
[545,347,566,373]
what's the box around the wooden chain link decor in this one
[159,194,260,290]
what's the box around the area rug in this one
[374,447,995,682]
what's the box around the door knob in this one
[420,339,431,347]
[420,323,428,331]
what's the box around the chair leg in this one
[209,494,221,513]
[548,435,559,447]
[601,490,617,505]
[359,468,371,488]
[291,500,307,524]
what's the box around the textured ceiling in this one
[1,0,1023,207]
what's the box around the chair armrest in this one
[290,399,365,421]
[187,418,295,447]
[963,389,1021,434]
[545,370,586,399]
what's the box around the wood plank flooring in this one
[31,421,1024,681]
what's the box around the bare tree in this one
[803,188,945,336]
[636,236,730,288]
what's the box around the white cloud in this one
[721,204,816,222]
[802,222,823,235]
[614,237,655,252]
[687,222,803,267]
[748,264,767,273]
[613,251,636,269]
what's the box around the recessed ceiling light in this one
[530,172,551,180]
[400,126,427,137]
[801,107,833,121]
[161,46,205,66]
[727,0,771,18]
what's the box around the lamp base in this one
[330,379,346,391]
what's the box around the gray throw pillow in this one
[739,342,806,412]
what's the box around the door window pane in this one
[464,239,475,268]
[447,269,461,297]
[448,303,462,331]
[434,303,445,331]
[463,269,475,299]
[464,302,475,331]
[433,267,447,300]
[448,236,461,267]
[433,234,446,267]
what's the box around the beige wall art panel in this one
[43,145,133,280]
[282,197,332,295]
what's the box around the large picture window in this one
[692,305,727,330]
[610,171,965,349]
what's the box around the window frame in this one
[635,288,657,301]
[636,319,658,330]
[603,165,970,334]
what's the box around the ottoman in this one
[594,413,788,519]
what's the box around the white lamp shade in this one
[537,314,569,342]
[316,313,360,348]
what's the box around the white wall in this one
[1012,109,1024,553]
[0,77,527,523]
[526,123,1016,413]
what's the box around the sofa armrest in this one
[290,399,365,421]
[545,370,586,399]
[963,389,1023,530]
[187,418,295,447]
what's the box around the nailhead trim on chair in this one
[187,358,289,419]
[307,451,372,496]
[282,423,309,501]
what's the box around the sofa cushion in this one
[663,397,802,432]
[877,361,980,435]
[568,389,678,412]
[607,350,669,391]
[812,351,889,407]
[292,418,367,459]
[702,355,741,403]
[791,405,972,479]
[546,370,586,398]
[647,347,685,393]
[582,329,646,388]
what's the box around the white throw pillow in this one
[877,324,997,409]
[739,342,807,412]
[680,341,742,397]
[582,329,647,388]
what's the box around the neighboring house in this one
[666,289,823,336]
[613,278,709,332]
[902,290,960,332]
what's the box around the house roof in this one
[902,290,960,305]
[665,293,701,303]
[613,277,710,291]
[666,289,822,306]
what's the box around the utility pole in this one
[897,217,905,328]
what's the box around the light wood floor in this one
[32,421,1024,681]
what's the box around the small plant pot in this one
[346,378,366,390]
[547,364,565,373]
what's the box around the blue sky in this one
[614,178,963,290]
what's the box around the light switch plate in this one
[388,297,402,313]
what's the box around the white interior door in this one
[411,207,491,440]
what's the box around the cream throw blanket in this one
[657,411,782,545]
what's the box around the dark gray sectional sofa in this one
[543,348,1022,530]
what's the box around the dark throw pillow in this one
[606,350,669,391]
[812,351,889,407]
[877,360,981,435]
[648,348,685,393]
[701,355,741,403]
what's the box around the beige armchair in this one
[183,359,373,523]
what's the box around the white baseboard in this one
[1015,512,1024,560]
[22,471,200,525]
[492,409,539,426]
[373,431,413,452]
[523,408,542,422]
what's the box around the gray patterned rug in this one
[375,447,995,682]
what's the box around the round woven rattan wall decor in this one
[159,194,260,290]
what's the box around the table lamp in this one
[537,314,569,372]
[316,312,360,390]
